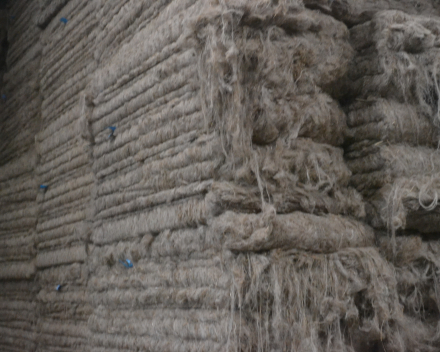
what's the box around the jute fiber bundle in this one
[89,308,231,342]
[346,11,440,122]
[226,247,411,352]
[91,0,203,103]
[347,98,438,147]
[2,0,440,351]
[6,0,41,67]
[149,227,220,260]
[213,208,374,253]
[347,144,440,195]
[359,0,440,18]
[92,197,211,245]
[89,286,230,311]
[38,263,87,285]
[87,1,236,350]
[302,0,440,26]
[210,137,365,217]
[90,335,224,352]
[195,1,353,161]
[0,327,36,352]
[0,262,36,280]
[95,0,178,63]
[368,175,440,233]
[0,281,39,352]
[0,234,34,262]
[379,236,440,349]
[34,2,97,348]
[37,0,72,29]
[209,180,365,218]
[35,245,87,268]
[90,258,229,292]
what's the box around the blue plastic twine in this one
[119,259,133,268]
[56,285,62,291]
[40,185,48,190]
[107,126,116,138]
[60,17,68,24]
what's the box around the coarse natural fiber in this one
[37,0,71,28]
[212,207,374,253]
[347,98,438,146]
[38,263,87,285]
[347,144,440,195]
[368,174,440,234]
[225,247,420,352]
[210,180,366,217]
[92,197,210,245]
[0,262,36,280]
[35,245,87,268]
[379,235,440,349]
[194,1,352,167]
[346,11,440,123]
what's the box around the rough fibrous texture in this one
[0,0,439,351]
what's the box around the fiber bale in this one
[212,208,374,253]
[304,0,440,34]
[0,234,35,263]
[39,1,98,107]
[359,0,440,19]
[379,236,440,349]
[0,262,36,280]
[209,136,365,217]
[92,197,210,245]
[345,11,440,122]
[0,281,39,352]
[33,2,97,345]
[209,180,365,217]
[89,308,231,343]
[347,144,440,196]
[367,175,440,234]
[6,1,41,68]
[346,98,438,147]
[195,1,353,166]
[90,0,203,102]
[37,0,72,29]
[225,247,415,352]
[94,0,176,63]
[35,246,87,268]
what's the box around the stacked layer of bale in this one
[0,1,41,351]
[302,0,440,27]
[0,156,39,352]
[87,1,232,351]
[34,0,98,350]
[0,0,41,164]
[344,10,440,349]
[189,1,413,351]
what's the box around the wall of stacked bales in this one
[0,0,439,351]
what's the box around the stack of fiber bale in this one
[0,157,38,352]
[0,1,41,351]
[191,1,412,351]
[34,0,98,350]
[87,1,234,350]
[0,0,41,164]
[344,10,440,349]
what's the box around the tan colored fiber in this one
[0,262,36,280]
[213,209,374,253]
[35,245,87,268]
